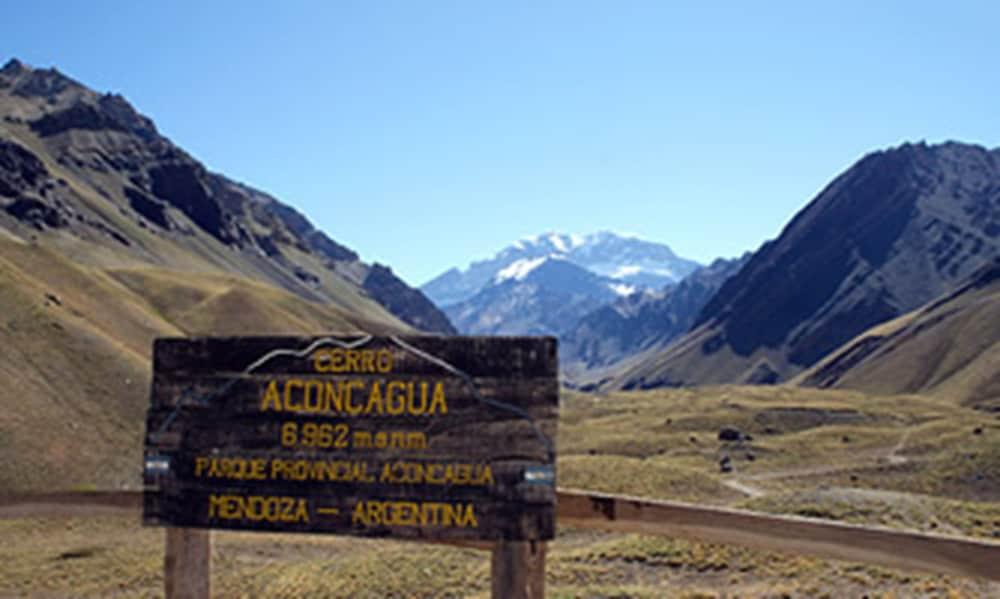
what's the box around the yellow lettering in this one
[361,351,375,373]
[345,350,361,372]
[348,500,478,528]
[385,381,405,415]
[207,494,309,523]
[352,501,368,525]
[365,381,384,415]
[284,379,303,411]
[428,382,447,414]
[354,430,372,448]
[407,431,427,449]
[345,380,364,415]
[304,380,323,412]
[324,381,343,412]
[376,349,393,373]
[261,380,282,411]
[313,350,330,373]
[367,500,384,524]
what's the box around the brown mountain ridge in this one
[609,141,1000,391]
[0,58,453,334]
[0,58,454,491]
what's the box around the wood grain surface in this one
[143,335,559,541]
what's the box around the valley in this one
[1,56,999,598]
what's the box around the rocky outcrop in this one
[4,196,66,228]
[0,139,47,197]
[147,162,231,242]
[123,186,170,229]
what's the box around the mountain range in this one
[422,231,700,307]
[425,142,999,403]
[422,231,701,341]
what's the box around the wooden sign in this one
[143,335,558,541]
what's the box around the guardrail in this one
[2,489,998,593]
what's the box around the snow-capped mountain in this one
[421,231,700,307]
[443,256,622,336]
[423,231,701,340]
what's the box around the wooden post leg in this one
[491,540,546,599]
[165,527,211,599]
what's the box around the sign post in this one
[164,527,210,599]
[492,540,546,599]
[143,335,558,596]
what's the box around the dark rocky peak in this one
[0,59,157,141]
[8,63,86,100]
[30,95,159,140]
[863,140,997,185]
[694,140,1000,368]
[1,58,27,76]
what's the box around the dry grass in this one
[0,240,405,492]
[2,514,996,598]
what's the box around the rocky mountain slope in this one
[608,141,1000,389]
[0,58,453,334]
[421,231,699,307]
[795,258,1000,411]
[0,58,453,491]
[562,253,750,374]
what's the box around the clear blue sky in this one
[6,1,999,286]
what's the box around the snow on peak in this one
[547,233,568,252]
[608,283,637,296]
[611,265,641,279]
[495,256,549,282]
[515,232,588,253]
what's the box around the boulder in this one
[718,426,744,442]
